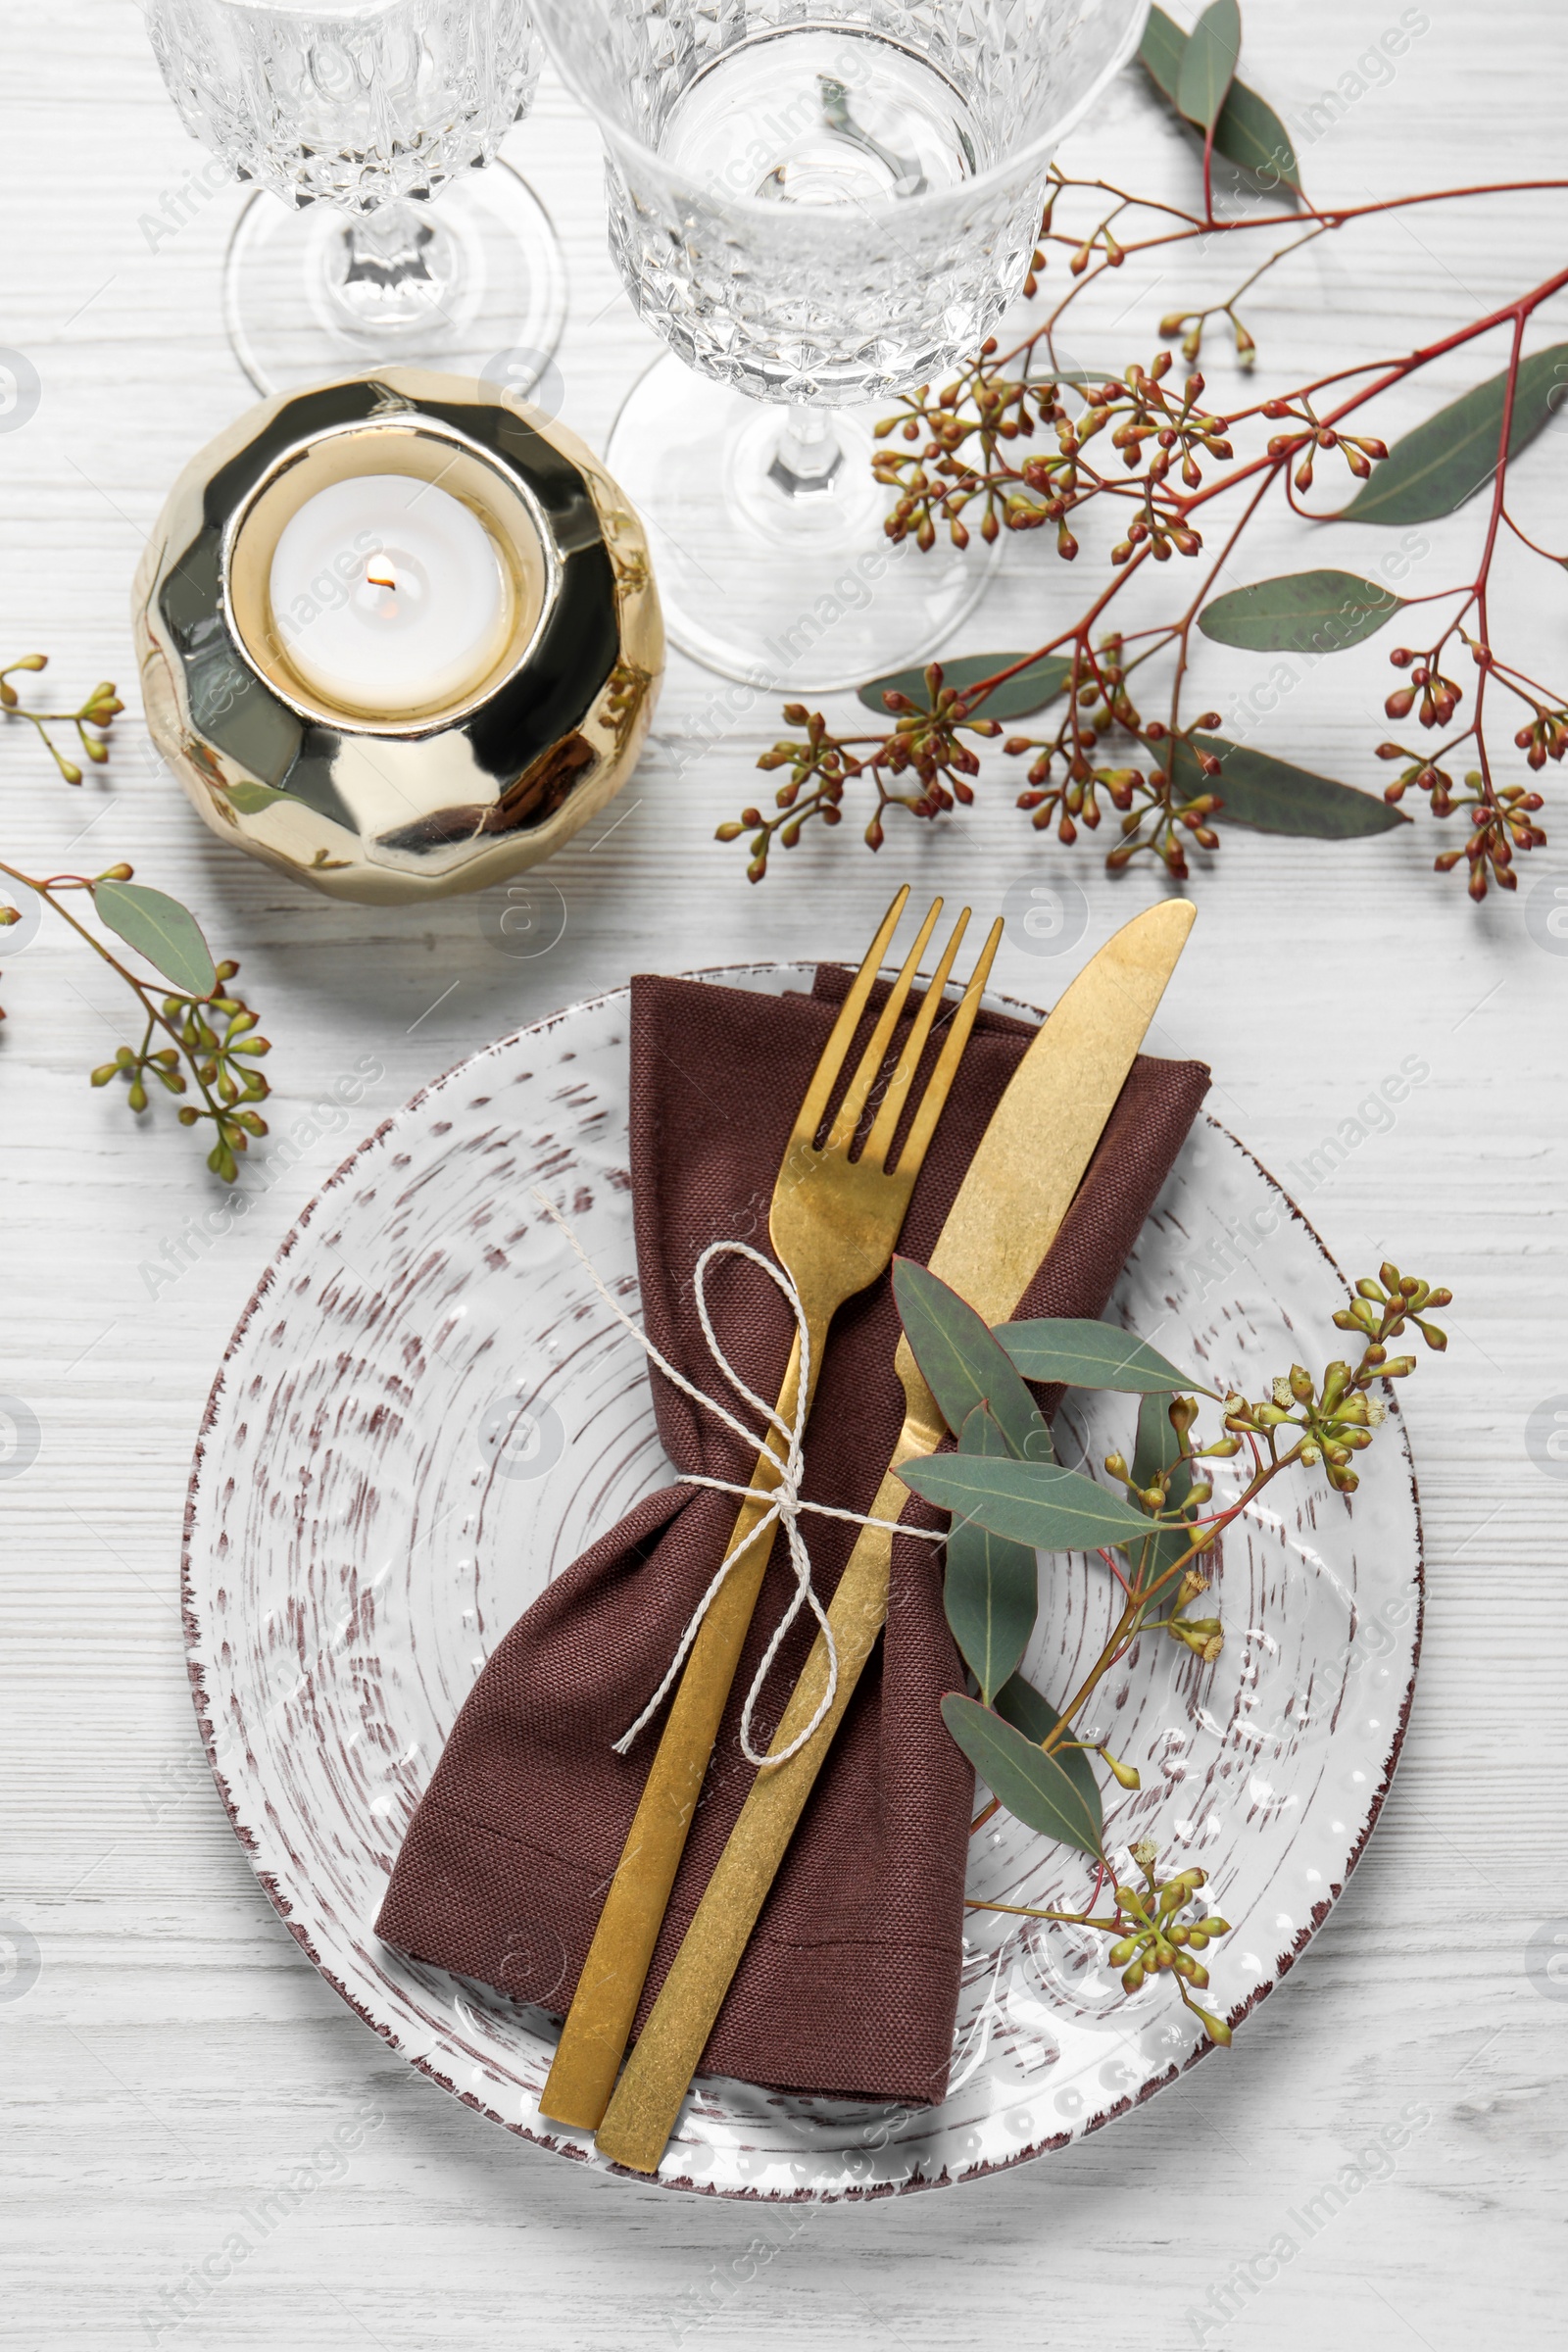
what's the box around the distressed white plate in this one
[183,963,1422,2199]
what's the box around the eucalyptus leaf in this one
[1127,1391,1199,1585]
[994,1672,1104,1829]
[999,1318,1200,1394]
[1138,4,1185,104]
[900,1453,1152,1550]
[1199,568,1405,656]
[1170,734,1410,838]
[1342,341,1568,525]
[93,880,218,998]
[1211,78,1300,194]
[1175,0,1241,131]
[858,651,1072,721]
[894,1258,1054,1463]
[941,1692,1105,1860]
[1130,1389,1190,1498]
[1141,7,1298,195]
[944,1407,1040,1703]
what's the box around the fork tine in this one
[821,897,943,1152]
[859,905,970,1167]
[793,885,909,1141]
[886,915,1004,1175]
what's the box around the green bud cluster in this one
[1105,1859,1232,2031]
[1222,1267,1449,1492]
[0,651,122,784]
[89,956,271,1183]
[1335,1263,1451,1354]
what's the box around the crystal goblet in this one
[142,0,566,398]
[534,0,1147,689]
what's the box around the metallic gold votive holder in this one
[132,368,663,905]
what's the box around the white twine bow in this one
[532,1191,943,1768]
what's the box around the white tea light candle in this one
[139,369,662,902]
[268,473,514,718]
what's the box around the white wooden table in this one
[3,3,1563,2343]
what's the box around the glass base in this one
[605,353,997,690]
[224,162,567,399]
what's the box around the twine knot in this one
[532,1193,941,1769]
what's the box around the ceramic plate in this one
[183,963,1422,2199]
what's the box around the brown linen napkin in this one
[375,967,1209,2105]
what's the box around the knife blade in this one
[592,899,1198,2173]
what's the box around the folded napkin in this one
[376,966,1209,2106]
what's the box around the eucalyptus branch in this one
[890,1253,1451,2050]
[966,1848,1235,2046]
[0,654,122,784]
[0,662,274,1180]
[1049,1267,1448,1756]
[719,5,1568,902]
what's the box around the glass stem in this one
[768,402,845,499]
[322,198,458,333]
[349,199,434,281]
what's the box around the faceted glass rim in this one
[535,0,1152,224]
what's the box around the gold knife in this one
[593,898,1198,2173]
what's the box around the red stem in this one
[1176,261,1568,519]
[1098,1545,1132,1595]
[1470,310,1528,798]
[956,259,1568,731]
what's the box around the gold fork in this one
[539,885,1004,2130]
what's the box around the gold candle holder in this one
[132,368,663,906]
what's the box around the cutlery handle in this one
[593,1439,918,2174]
[540,1328,816,2130]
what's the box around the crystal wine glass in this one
[142,0,566,398]
[533,0,1147,690]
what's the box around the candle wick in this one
[366,562,397,590]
